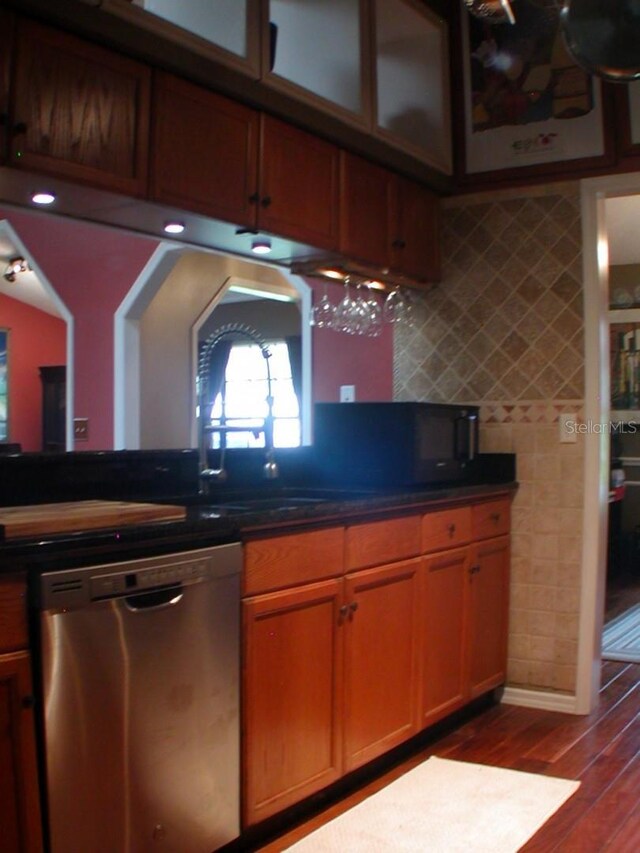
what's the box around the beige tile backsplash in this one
[394,183,585,695]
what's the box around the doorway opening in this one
[579,173,640,712]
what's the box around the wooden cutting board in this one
[0,500,187,540]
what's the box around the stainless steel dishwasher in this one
[38,542,242,853]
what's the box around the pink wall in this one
[0,208,393,450]
[0,207,160,449]
[0,292,66,451]
[309,279,394,402]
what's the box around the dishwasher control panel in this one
[39,542,242,610]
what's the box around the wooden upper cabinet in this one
[339,151,394,268]
[151,72,259,226]
[259,114,339,251]
[391,176,441,282]
[9,19,150,196]
[0,8,14,166]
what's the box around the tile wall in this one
[394,183,585,694]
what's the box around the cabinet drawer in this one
[244,527,344,596]
[422,507,471,553]
[472,499,511,540]
[346,516,421,570]
[0,574,28,653]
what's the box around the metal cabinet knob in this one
[261,195,272,207]
[447,523,456,537]
[490,512,501,523]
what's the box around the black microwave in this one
[313,402,480,487]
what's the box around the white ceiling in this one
[606,195,640,266]
[0,232,62,317]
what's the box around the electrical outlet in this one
[559,413,577,443]
[74,418,89,441]
[340,385,356,403]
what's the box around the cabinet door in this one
[338,151,394,268]
[0,652,43,853]
[420,546,470,728]
[391,177,441,283]
[343,559,420,772]
[243,579,344,826]
[10,19,150,196]
[258,114,339,251]
[467,536,510,699]
[150,72,259,227]
[0,8,14,166]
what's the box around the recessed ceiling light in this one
[31,191,56,205]
[318,268,345,280]
[251,238,272,255]
[163,221,185,235]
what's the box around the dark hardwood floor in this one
[254,662,640,852]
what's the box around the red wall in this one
[0,207,160,449]
[309,279,394,401]
[0,208,393,450]
[0,293,66,451]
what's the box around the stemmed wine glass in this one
[310,282,335,329]
[334,278,358,334]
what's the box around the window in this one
[208,341,301,448]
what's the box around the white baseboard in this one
[501,686,579,714]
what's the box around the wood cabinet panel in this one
[243,579,344,825]
[391,176,441,282]
[10,19,150,195]
[0,652,43,853]
[422,506,472,554]
[468,535,510,699]
[0,8,14,166]
[472,498,511,541]
[338,151,394,268]
[346,515,421,570]
[244,526,344,595]
[420,546,470,727]
[0,575,28,654]
[259,114,339,251]
[343,559,420,771]
[151,71,259,226]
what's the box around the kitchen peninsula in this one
[0,448,515,853]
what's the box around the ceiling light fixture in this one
[251,238,272,255]
[31,191,56,205]
[163,221,185,235]
[3,256,29,283]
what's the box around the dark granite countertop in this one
[0,480,517,576]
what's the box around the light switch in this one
[559,413,577,443]
[340,385,356,403]
[74,418,89,441]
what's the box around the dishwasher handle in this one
[123,584,184,612]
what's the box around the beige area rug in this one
[284,757,580,852]
[602,603,640,662]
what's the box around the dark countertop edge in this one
[0,481,518,574]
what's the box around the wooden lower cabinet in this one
[468,535,510,699]
[0,651,43,853]
[343,560,420,772]
[420,546,470,727]
[243,579,344,826]
[242,496,511,827]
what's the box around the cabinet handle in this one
[469,564,480,575]
[392,239,406,249]
[339,604,349,619]
[12,121,27,135]
[261,195,272,208]
[350,601,359,613]
[447,523,456,537]
[248,192,260,204]
[490,513,501,523]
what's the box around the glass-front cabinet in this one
[610,309,640,421]
[102,0,451,173]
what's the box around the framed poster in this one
[459,0,609,176]
[0,330,7,441]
